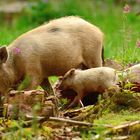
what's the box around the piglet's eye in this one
[63,77,67,80]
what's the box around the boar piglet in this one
[124,64,140,83]
[122,64,140,92]
[58,67,119,108]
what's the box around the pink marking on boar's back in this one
[13,47,21,54]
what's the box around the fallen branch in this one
[113,120,140,130]
[105,120,140,135]
[25,114,45,120]
[49,117,93,126]
[92,135,129,140]
[49,117,113,128]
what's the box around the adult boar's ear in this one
[0,46,8,64]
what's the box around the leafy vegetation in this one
[0,0,140,139]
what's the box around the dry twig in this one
[49,117,93,127]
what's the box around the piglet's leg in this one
[68,91,84,108]
[77,91,84,107]
[67,96,79,108]
[79,100,84,107]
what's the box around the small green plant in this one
[59,98,69,108]
[31,103,41,136]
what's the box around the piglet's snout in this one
[55,82,63,91]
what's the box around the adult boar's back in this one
[0,16,104,94]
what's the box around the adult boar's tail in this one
[102,47,105,65]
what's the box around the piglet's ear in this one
[69,68,76,76]
[0,46,8,64]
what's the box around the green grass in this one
[97,111,140,135]
[0,1,140,64]
[82,110,140,140]
[94,110,140,128]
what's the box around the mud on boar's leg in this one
[41,78,54,96]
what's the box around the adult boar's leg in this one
[24,75,42,90]
[85,48,103,68]
[0,91,9,117]
[0,92,4,117]
[20,67,42,90]
[91,57,102,67]
[41,78,54,96]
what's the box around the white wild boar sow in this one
[0,16,104,97]
[57,67,119,107]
